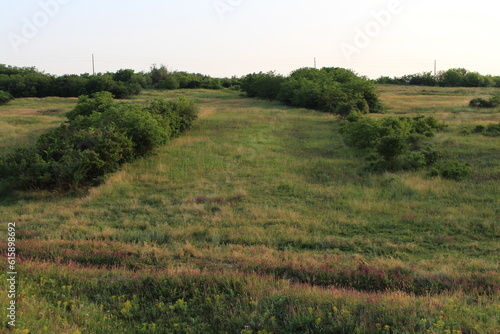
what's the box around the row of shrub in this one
[0,92,198,189]
[0,64,240,99]
[377,68,500,87]
[467,123,500,137]
[340,113,471,180]
[240,67,384,115]
[151,64,240,90]
[0,66,143,99]
[0,90,13,105]
[469,95,500,108]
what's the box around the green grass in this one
[1,86,499,333]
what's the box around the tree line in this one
[376,68,500,87]
[0,64,240,100]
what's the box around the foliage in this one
[429,161,472,181]
[240,71,285,100]
[241,67,383,115]
[470,96,500,108]
[341,115,448,172]
[0,92,198,189]
[376,68,500,88]
[0,64,143,99]
[0,89,13,105]
[472,122,500,137]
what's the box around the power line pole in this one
[92,54,95,75]
[434,60,437,77]
[314,57,317,69]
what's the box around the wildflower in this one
[420,318,427,324]
[383,325,390,331]
[434,320,445,328]
[332,306,339,312]
[316,318,322,324]
[169,305,175,310]
[341,309,351,315]
[120,300,133,315]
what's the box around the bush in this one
[429,161,471,181]
[469,96,500,108]
[0,93,198,190]
[0,90,13,104]
[66,91,115,121]
[275,67,382,115]
[484,123,500,137]
[146,97,199,137]
[341,117,383,149]
[341,115,447,173]
[241,71,285,100]
[377,134,408,168]
[158,76,180,90]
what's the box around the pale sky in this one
[1,0,499,79]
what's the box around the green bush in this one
[377,134,408,168]
[0,90,13,104]
[0,93,198,190]
[429,161,471,181]
[158,76,180,90]
[470,96,500,108]
[146,97,199,137]
[341,117,383,149]
[276,67,382,115]
[241,71,285,100]
[341,115,448,173]
[66,91,115,120]
[484,123,500,137]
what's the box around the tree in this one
[438,69,467,87]
[464,72,484,87]
[150,64,169,85]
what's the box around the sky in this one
[1,0,499,79]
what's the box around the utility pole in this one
[314,57,317,69]
[92,54,95,75]
[434,60,437,77]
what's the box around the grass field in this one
[0,86,499,333]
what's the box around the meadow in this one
[0,85,498,333]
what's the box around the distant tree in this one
[113,69,135,83]
[464,72,484,87]
[376,76,397,84]
[439,69,466,87]
[158,76,180,90]
[150,64,169,85]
